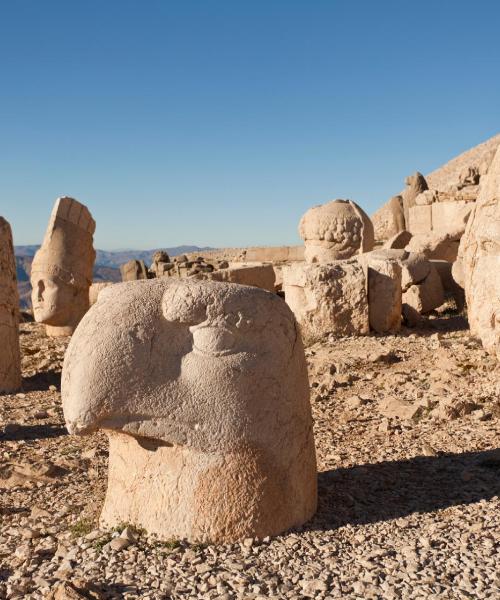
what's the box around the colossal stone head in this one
[62,279,317,542]
[31,197,95,335]
[299,199,374,263]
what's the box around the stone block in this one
[282,260,369,343]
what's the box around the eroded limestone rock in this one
[120,259,148,281]
[366,256,402,334]
[89,282,114,306]
[0,217,21,392]
[299,199,374,263]
[454,147,500,358]
[372,195,405,241]
[62,279,317,542]
[282,260,369,343]
[403,172,428,225]
[31,197,95,337]
[193,263,276,292]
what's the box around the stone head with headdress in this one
[31,197,95,333]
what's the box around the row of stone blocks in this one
[282,249,451,344]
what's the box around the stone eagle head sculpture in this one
[62,278,317,542]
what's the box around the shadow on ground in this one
[0,424,67,441]
[22,369,61,392]
[308,448,500,531]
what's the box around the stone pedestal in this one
[101,430,317,543]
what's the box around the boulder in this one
[120,259,148,282]
[383,230,412,250]
[371,195,405,240]
[402,262,444,314]
[454,147,500,358]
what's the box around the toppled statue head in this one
[62,279,317,542]
[31,197,95,336]
[299,199,374,263]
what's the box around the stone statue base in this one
[100,431,317,543]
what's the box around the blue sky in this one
[1,1,499,250]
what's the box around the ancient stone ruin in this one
[372,133,500,260]
[31,197,96,337]
[120,259,148,281]
[299,199,374,263]
[282,259,369,343]
[0,217,21,392]
[62,279,317,542]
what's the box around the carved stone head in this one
[31,197,95,334]
[299,199,374,263]
[62,279,317,541]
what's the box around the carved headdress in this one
[31,197,96,289]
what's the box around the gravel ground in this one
[0,316,499,600]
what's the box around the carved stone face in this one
[31,275,84,327]
[62,279,310,454]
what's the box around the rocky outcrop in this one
[372,133,500,243]
[454,147,500,358]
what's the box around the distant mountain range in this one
[15,245,214,267]
[15,245,214,309]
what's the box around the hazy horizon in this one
[2,1,499,250]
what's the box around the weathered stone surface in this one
[372,134,500,241]
[62,279,317,542]
[299,199,374,263]
[400,252,431,290]
[454,146,500,358]
[431,201,474,234]
[383,230,412,250]
[89,282,114,306]
[120,259,148,281]
[367,257,402,334]
[150,250,173,278]
[372,195,405,241]
[408,204,432,234]
[430,260,465,311]
[194,263,276,292]
[403,172,428,225]
[244,245,304,262]
[407,232,460,262]
[31,197,96,337]
[403,262,444,314]
[0,217,21,392]
[282,260,369,342]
